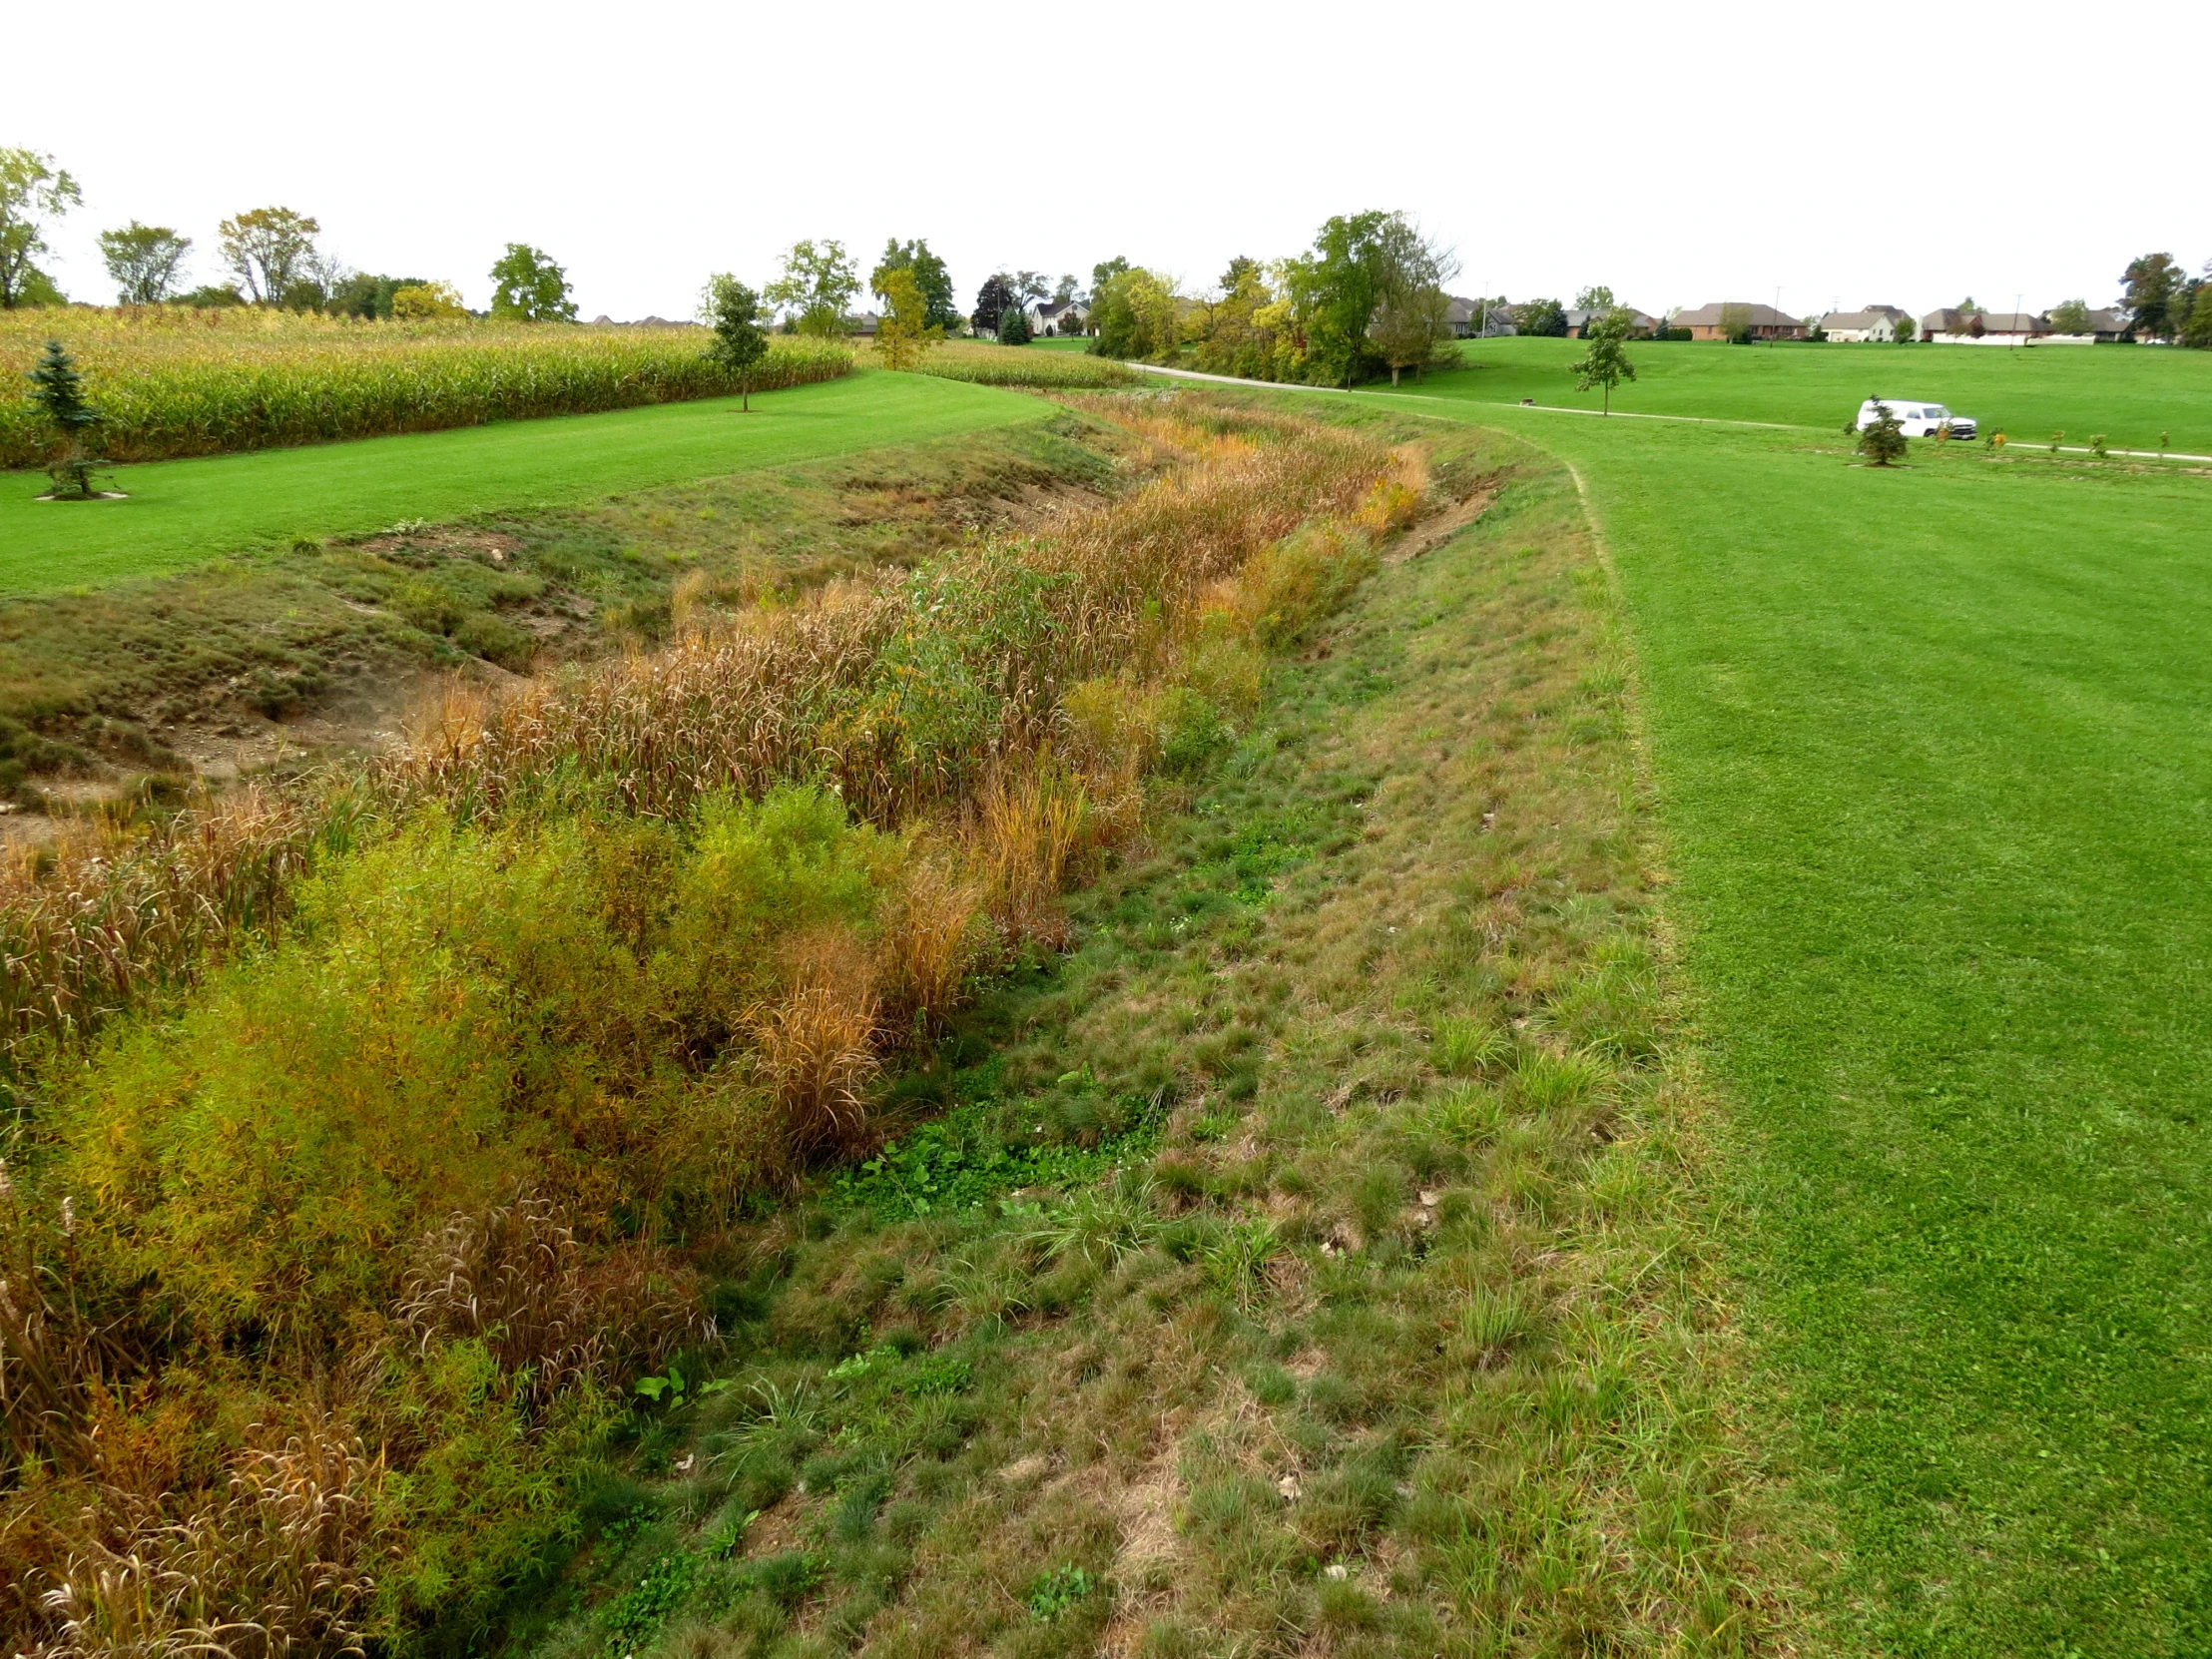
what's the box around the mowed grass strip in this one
[0,371,1049,595]
[1400,408,2212,1654]
[1414,333,2212,455]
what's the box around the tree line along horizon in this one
[7,143,2209,369]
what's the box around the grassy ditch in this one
[0,408,1132,804]
[0,395,1449,1654]
[0,372,1052,597]
[495,415,1756,1657]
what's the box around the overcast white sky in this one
[15,0,2209,322]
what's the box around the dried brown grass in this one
[29,1417,383,1659]
[392,1196,707,1413]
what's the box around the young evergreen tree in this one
[996,299,1033,345]
[28,339,108,498]
[1858,398,1908,466]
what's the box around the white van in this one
[1857,398,1976,439]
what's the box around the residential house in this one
[1564,306,1659,337]
[1448,296,1516,336]
[1024,297,1090,336]
[2086,307,2132,342]
[2040,306,2133,344]
[1922,309,2047,344]
[1671,302,1808,341]
[1818,304,1914,342]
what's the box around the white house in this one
[1819,305,1914,342]
[1025,297,1090,336]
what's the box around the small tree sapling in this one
[1858,399,1908,467]
[702,275,769,410]
[27,339,110,498]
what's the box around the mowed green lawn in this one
[1360,387,2212,1653]
[1422,333,2212,455]
[0,370,1047,595]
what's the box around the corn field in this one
[0,306,852,467]
[910,340,1139,389]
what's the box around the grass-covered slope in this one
[0,410,1127,801]
[0,371,1046,595]
[1398,406,2212,1655]
[1421,334,2212,454]
[501,418,1753,1658]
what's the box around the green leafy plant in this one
[1026,1564,1096,1621]
[634,1360,690,1405]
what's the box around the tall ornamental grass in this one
[0,307,852,467]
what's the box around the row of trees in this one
[1087,212,1461,388]
[0,146,578,320]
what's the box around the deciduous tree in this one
[873,268,944,371]
[1894,315,1917,343]
[390,280,468,320]
[701,274,769,408]
[971,273,1018,337]
[218,207,321,305]
[2047,297,2091,334]
[870,239,959,330]
[489,244,577,321]
[0,148,82,309]
[2183,278,2212,351]
[1369,216,1458,386]
[766,240,859,337]
[97,222,192,304]
[1573,284,1616,312]
[1568,307,1638,414]
[1091,256,1130,295]
[2121,254,2182,338]
[1516,296,1568,338]
[1088,268,1181,360]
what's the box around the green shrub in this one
[1244,522,1379,649]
